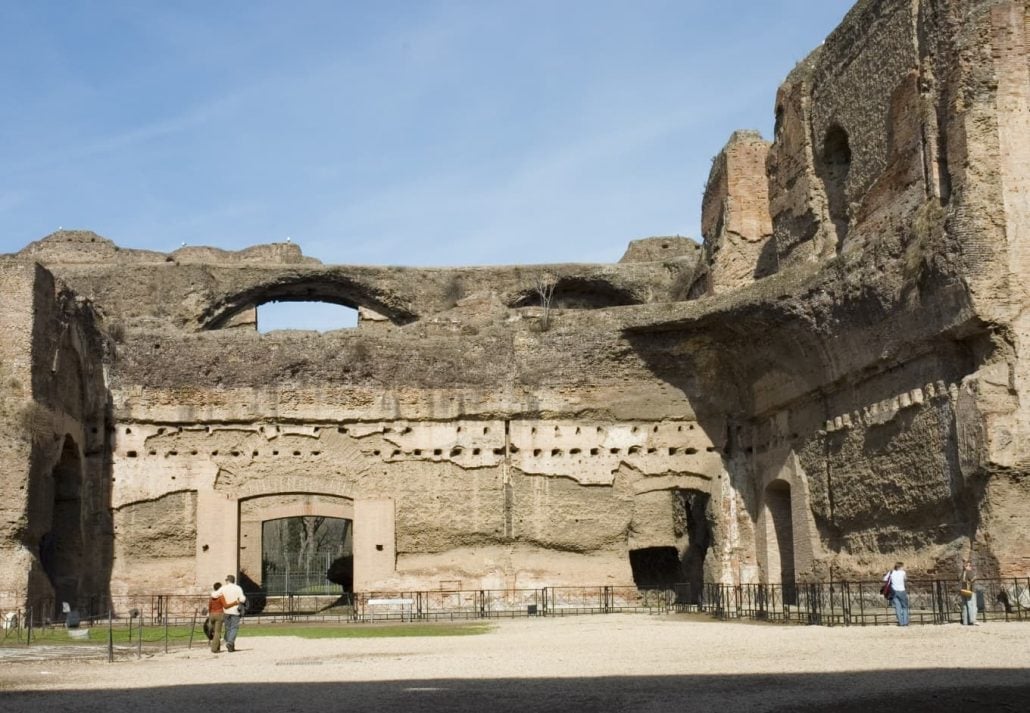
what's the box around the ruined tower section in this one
[0,257,112,612]
[754,0,1030,579]
[690,130,775,297]
[630,0,1030,584]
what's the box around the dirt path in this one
[1,615,1028,712]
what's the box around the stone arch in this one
[762,479,796,604]
[817,123,852,248]
[510,276,644,310]
[198,273,419,330]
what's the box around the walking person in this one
[206,582,227,653]
[221,574,247,652]
[960,559,978,626]
[884,562,910,626]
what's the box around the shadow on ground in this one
[1,669,1027,712]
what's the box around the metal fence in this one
[2,577,1028,655]
[675,577,1030,626]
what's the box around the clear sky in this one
[0,1,854,328]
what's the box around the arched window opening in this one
[257,301,359,333]
[511,277,640,311]
[773,104,785,137]
[819,124,852,248]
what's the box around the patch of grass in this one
[0,622,492,648]
[244,623,492,639]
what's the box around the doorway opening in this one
[261,516,353,595]
[41,436,84,615]
[764,480,796,604]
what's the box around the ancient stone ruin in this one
[1,0,1028,611]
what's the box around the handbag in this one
[960,588,973,599]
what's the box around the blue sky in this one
[0,2,853,328]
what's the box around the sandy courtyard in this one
[1,615,1028,712]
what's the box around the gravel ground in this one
[1,615,1028,712]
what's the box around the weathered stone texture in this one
[692,131,774,296]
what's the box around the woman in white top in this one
[883,562,909,626]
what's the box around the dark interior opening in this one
[678,490,713,603]
[42,436,84,615]
[629,546,682,589]
[766,480,797,605]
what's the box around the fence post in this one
[933,579,946,624]
[27,606,32,647]
[137,615,143,659]
[188,608,198,649]
[107,609,114,663]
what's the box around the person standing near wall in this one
[884,562,909,626]
[960,559,978,626]
[221,574,247,652]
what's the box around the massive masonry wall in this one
[640,0,1030,580]
[0,260,112,609]
[0,0,1027,607]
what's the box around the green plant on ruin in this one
[533,273,557,332]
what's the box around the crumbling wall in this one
[0,261,112,610]
[0,262,42,607]
[692,131,775,296]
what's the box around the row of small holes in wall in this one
[528,424,696,435]
[122,426,493,436]
[125,449,323,458]
[374,447,504,457]
[120,424,694,438]
[123,444,720,459]
[528,446,706,457]
[339,426,491,435]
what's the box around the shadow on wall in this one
[25,294,115,619]
[238,571,267,615]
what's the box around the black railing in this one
[2,577,1026,647]
[674,577,1030,626]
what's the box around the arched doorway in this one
[764,480,796,604]
[41,436,85,613]
[237,493,354,612]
